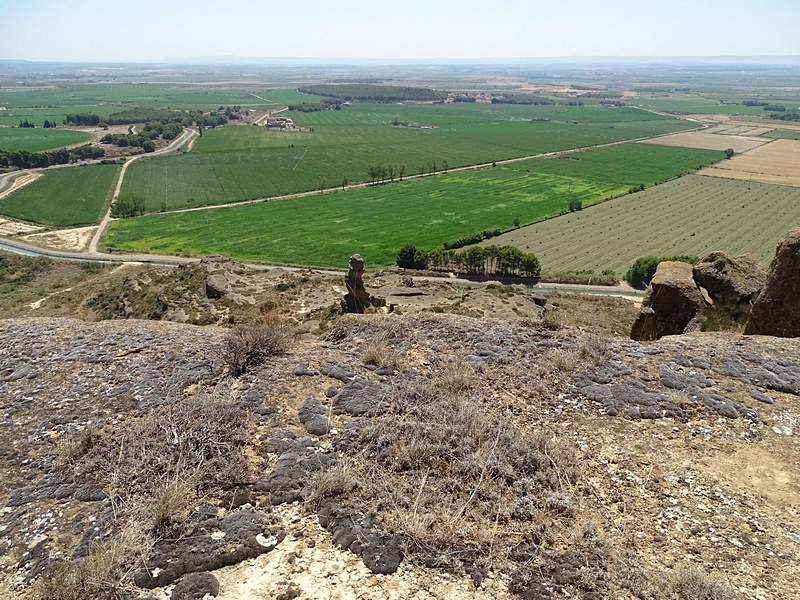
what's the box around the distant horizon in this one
[2,1,797,64]
[2,55,799,67]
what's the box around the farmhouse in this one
[266,116,294,129]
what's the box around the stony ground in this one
[0,253,798,599]
[0,304,798,599]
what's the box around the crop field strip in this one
[0,164,119,228]
[0,83,282,127]
[104,143,723,268]
[484,175,800,274]
[640,131,768,153]
[122,103,698,211]
[0,128,92,152]
[763,129,800,140]
[699,139,800,187]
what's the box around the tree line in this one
[99,120,184,152]
[0,145,105,169]
[298,84,445,103]
[398,244,541,278]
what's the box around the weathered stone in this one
[171,572,220,600]
[205,273,231,299]
[134,509,282,589]
[693,251,766,305]
[298,397,332,436]
[745,227,800,337]
[630,261,706,341]
[318,503,404,575]
[341,254,386,313]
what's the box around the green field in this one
[506,143,723,186]
[485,175,800,275]
[0,128,91,152]
[0,164,119,227]
[0,83,281,128]
[122,104,698,211]
[762,128,800,140]
[104,144,724,268]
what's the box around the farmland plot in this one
[0,128,91,152]
[122,103,697,210]
[0,164,119,227]
[105,144,725,267]
[641,131,767,153]
[486,175,800,275]
[699,139,800,187]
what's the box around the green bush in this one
[111,192,146,218]
[625,255,699,288]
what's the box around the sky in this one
[1,0,798,63]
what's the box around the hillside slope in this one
[1,313,798,599]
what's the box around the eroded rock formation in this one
[341,254,386,313]
[631,261,706,341]
[745,226,800,337]
[693,251,766,306]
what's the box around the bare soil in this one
[20,226,98,252]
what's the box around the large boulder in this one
[631,261,706,341]
[745,227,800,337]
[693,251,766,305]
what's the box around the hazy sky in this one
[2,0,798,62]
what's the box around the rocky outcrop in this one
[745,227,800,337]
[202,255,255,305]
[341,254,386,313]
[631,261,706,341]
[693,251,766,305]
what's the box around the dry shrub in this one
[145,479,197,537]
[438,355,474,393]
[576,331,611,365]
[222,319,293,375]
[307,461,356,508]
[672,567,737,600]
[541,307,564,330]
[54,427,95,466]
[33,520,150,600]
[71,390,250,503]
[362,334,403,369]
[349,370,577,572]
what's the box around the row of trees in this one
[65,108,228,129]
[367,163,406,184]
[298,84,445,103]
[0,145,105,169]
[398,244,541,278]
[363,157,450,187]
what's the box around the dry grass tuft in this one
[362,334,404,369]
[307,461,356,508]
[33,519,151,600]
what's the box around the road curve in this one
[88,128,198,253]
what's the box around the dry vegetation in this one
[699,139,800,186]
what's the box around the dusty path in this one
[88,128,198,253]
